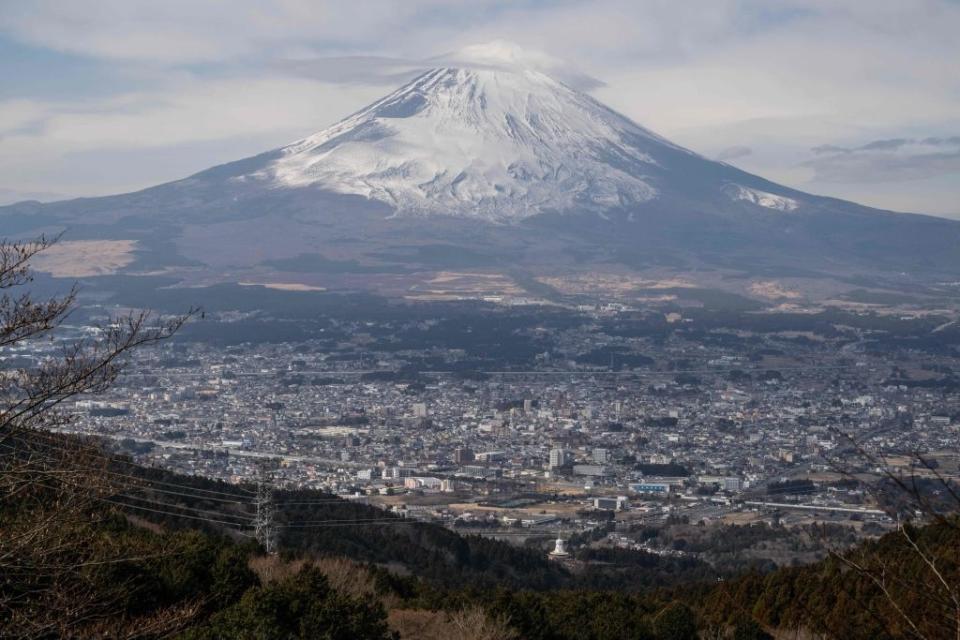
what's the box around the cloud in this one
[804,136,960,182]
[922,136,960,146]
[268,55,426,86]
[429,41,605,91]
[813,137,960,155]
[0,77,385,151]
[810,144,851,155]
[270,44,605,91]
[0,74,389,195]
[0,1,448,63]
[715,145,752,161]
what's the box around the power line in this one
[34,428,258,495]
[19,478,256,529]
[2,438,413,519]
[120,485,253,504]
[1,445,254,505]
[279,518,429,529]
[107,494,428,532]
[112,493,255,523]
[6,442,521,538]
[274,499,364,506]
[1,432,256,498]
[10,443,260,505]
[99,498,254,529]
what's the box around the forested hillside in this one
[3,430,958,639]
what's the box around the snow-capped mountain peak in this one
[256,42,684,221]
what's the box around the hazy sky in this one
[2,0,958,218]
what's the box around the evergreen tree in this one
[652,603,697,640]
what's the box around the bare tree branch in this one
[0,236,194,638]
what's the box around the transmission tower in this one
[254,465,277,554]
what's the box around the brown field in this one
[537,271,695,297]
[404,271,523,301]
[721,511,763,525]
[749,280,802,299]
[33,240,137,277]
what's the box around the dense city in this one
[26,297,958,565]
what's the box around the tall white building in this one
[549,448,572,469]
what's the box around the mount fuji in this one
[3,42,959,300]
[243,42,808,222]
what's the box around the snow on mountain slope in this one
[254,43,694,221]
[723,184,799,212]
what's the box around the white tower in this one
[549,535,569,558]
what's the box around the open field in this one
[33,240,137,277]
